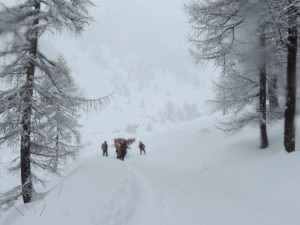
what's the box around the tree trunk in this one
[268,76,279,112]
[54,134,59,171]
[222,56,227,116]
[259,27,269,149]
[259,70,269,149]
[284,2,297,153]
[21,0,40,203]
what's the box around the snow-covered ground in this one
[1,0,300,224]
[1,115,299,225]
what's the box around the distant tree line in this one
[0,0,111,208]
[185,0,299,152]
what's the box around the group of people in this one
[101,139,146,161]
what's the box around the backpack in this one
[120,142,128,151]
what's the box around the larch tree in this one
[185,0,299,151]
[283,0,298,152]
[256,0,299,152]
[185,0,273,148]
[0,0,110,208]
[258,24,269,148]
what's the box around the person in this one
[101,141,108,156]
[119,140,128,161]
[138,141,146,155]
[115,141,121,159]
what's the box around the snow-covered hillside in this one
[1,1,299,225]
[0,0,217,200]
[1,116,299,225]
[38,0,218,138]
[0,0,218,157]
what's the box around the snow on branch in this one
[0,185,23,211]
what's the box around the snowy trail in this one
[124,160,176,225]
[93,158,167,225]
[2,117,300,225]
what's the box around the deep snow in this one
[1,116,299,225]
[0,0,299,224]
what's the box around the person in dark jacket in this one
[119,140,128,161]
[115,142,121,159]
[138,141,146,155]
[101,141,108,156]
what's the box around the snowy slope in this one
[38,0,218,138]
[1,1,299,224]
[1,116,300,225]
[0,0,216,200]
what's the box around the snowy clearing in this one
[1,117,299,225]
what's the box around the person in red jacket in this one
[101,141,108,156]
[138,141,146,155]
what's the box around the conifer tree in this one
[0,0,110,207]
[185,0,272,148]
[185,0,299,151]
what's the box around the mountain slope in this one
[2,116,300,225]
[39,0,218,137]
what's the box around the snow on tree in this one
[0,0,111,207]
[185,1,269,147]
[185,0,299,151]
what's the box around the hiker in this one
[115,141,121,159]
[101,141,108,156]
[138,141,146,155]
[119,140,128,161]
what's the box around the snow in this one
[0,116,300,225]
[0,0,300,224]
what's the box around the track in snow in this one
[118,159,177,225]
